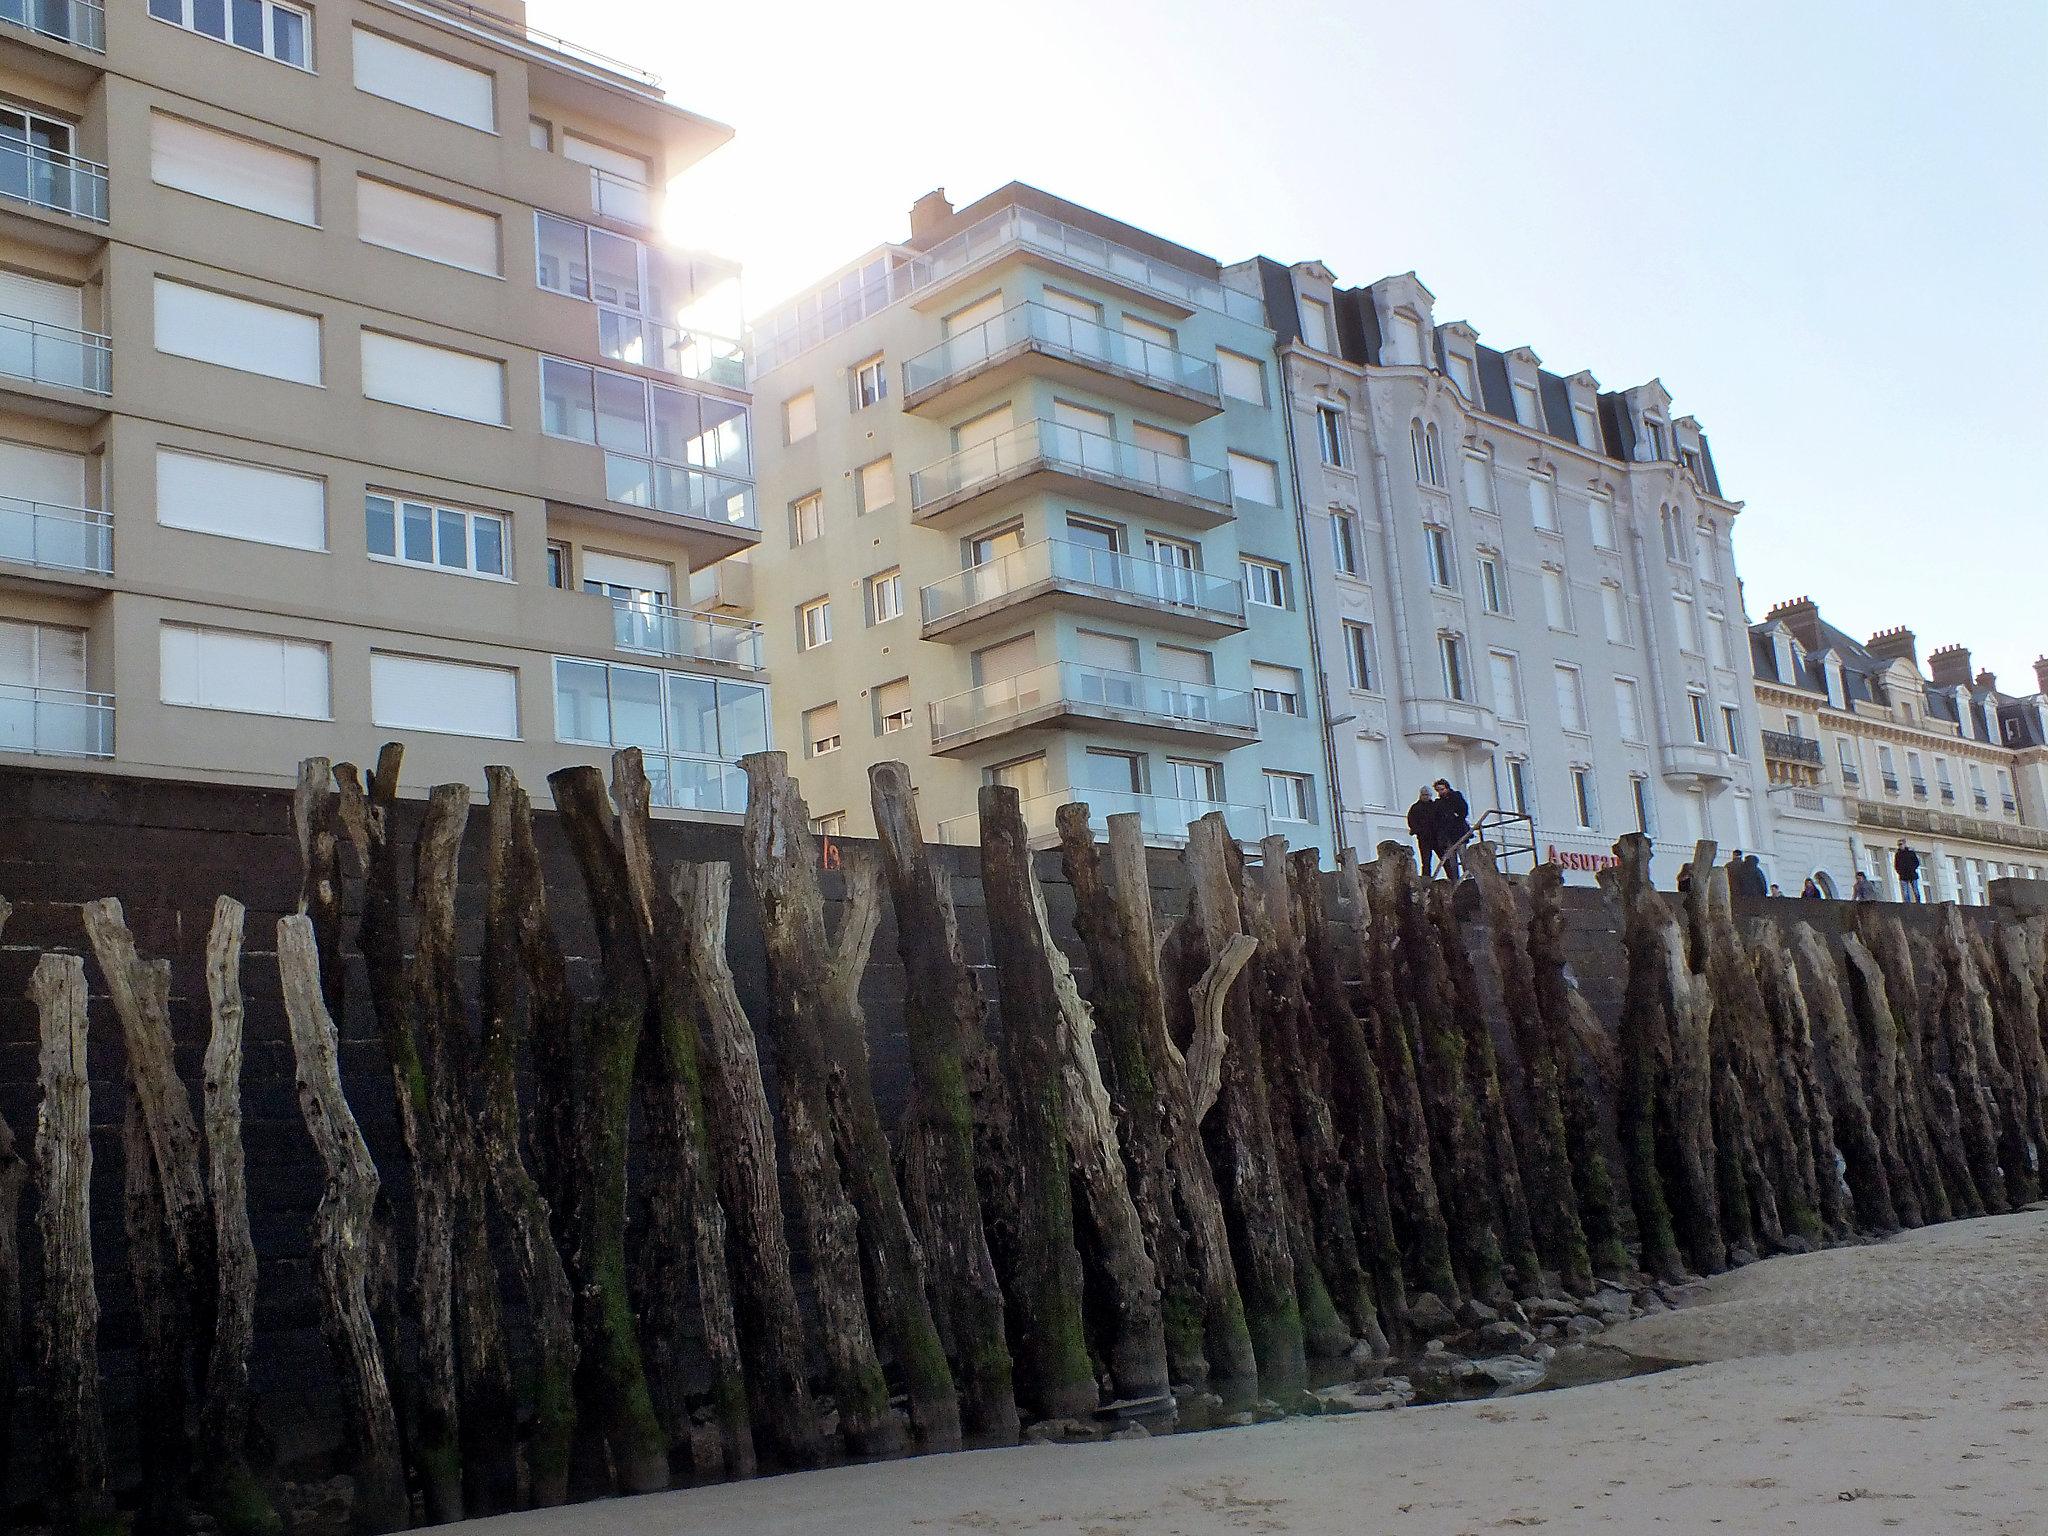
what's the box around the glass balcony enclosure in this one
[1,0,106,51]
[910,419,1228,520]
[936,788,1267,848]
[0,682,112,756]
[0,135,107,222]
[0,496,110,574]
[536,214,746,388]
[553,657,767,813]
[919,537,1242,629]
[541,356,757,529]
[902,301,1218,404]
[929,659,1255,745]
[611,596,764,670]
[0,312,110,395]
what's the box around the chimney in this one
[1764,596,1823,653]
[2035,656,2048,696]
[1927,643,1972,689]
[1975,668,1998,694]
[907,188,954,246]
[1866,626,1918,667]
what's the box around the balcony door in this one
[1063,515,1122,589]
[0,438,91,568]
[1051,400,1115,475]
[1165,756,1223,813]
[0,617,88,753]
[953,403,1015,484]
[966,522,1025,606]
[1145,533,1199,606]
[1075,629,1140,708]
[0,101,76,213]
[0,268,83,385]
[1153,642,1214,720]
[582,550,673,653]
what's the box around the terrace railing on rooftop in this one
[409,0,661,87]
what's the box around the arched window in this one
[1424,423,1443,486]
[1410,419,1428,482]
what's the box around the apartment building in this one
[1752,600,2048,902]
[1261,263,1769,883]
[0,0,765,806]
[745,184,1333,852]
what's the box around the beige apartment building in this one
[0,0,765,805]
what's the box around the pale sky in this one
[537,0,2048,688]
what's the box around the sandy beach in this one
[467,1209,2048,1536]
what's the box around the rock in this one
[1524,1296,1581,1322]
[1253,1399,1290,1423]
[1479,1319,1533,1351]
[1585,1288,1634,1324]
[1423,1338,1449,1356]
[1518,1339,1557,1364]
[1368,1374,1415,1403]
[1637,1293,1669,1315]
[1776,1233,1814,1256]
[1025,1416,1105,1443]
[1564,1314,1602,1340]
[1405,1291,1461,1337]
[1312,1383,1408,1414]
[1220,1410,1257,1428]
[1110,1422,1150,1441]
[1729,1246,1760,1267]
[1470,1354,1546,1392]
[1457,1298,1502,1329]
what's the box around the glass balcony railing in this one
[603,454,757,531]
[0,311,110,395]
[0,497,110,574]
[589,167,654,228]
[0,137,108,222]
[920,537,1243,628]
[0,0,104,50]
[910,419,1228,517]
[935,789,1267,848]
[0,683,112,757]
[902,301,1218,402]
[929,659,1255,745]
[640,750,748,815]
[597,306,745,389]
[612,597,763,670]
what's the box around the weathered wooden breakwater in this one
[2,746,2045,1534]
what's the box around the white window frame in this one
[1689,690,1710,744]
[1265,769,1315,824]
[798,596,832,651]
[1329,511,1361,577]
[1315,402,1346,467]
[1424,522,1455,589]
[853,354,887,409]
[869,568,904,624]
[148,0,311,69]
[1477,551,1506,615]
[804,702,841,757]
[1251,663,1303,716]
[875,678,914,735]
[791,492,823,546]
[365,492,510,580]
[1342,620,1377,692]
[1440,633,1469,701]
[1241,557,1288,608]
[1571,767,1597,829]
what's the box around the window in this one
[1462,453,1492,512]
[529,117,553,151]
[1342,621,1377,691]
[1330,512,1361,577]
[1571,767,1597,829]
[875,677,913,735]
[1424,522,1455,588]
[1704,611,1728,669]
[798,597,832,650]
[1908,750,1927,797]
[369,652,517,738]
[804,702,841,757]
[1477,552,1505,614]
[554,661,766,810]
[1879,744,1899,791]
[1440,634,1469,700]
[1511,378,1542,428]
[784,390,816,443]
[160,623,328,719]
[1217,348,1266,403]
[1410,420,1443,486]
[1999,768,2016,811]
[1600,581,1628,643]
[156,448,324,550]
[155,278,321,385]
[853,354,887,408]
[546,541,567,588]
[362,332,505,425]
[985,753,1050,802]
[1643,418,1667,459]
[1689,691,1710,744]
[790,492,823,546]
[1528,475,1558,533]
[539,359,754,485]
[365,494,507,578]
[352,28,495,132]
[1447,351,1479,400]
[1297,296,1333,352]
[1228,452,1281,506]
[1672,591,1700,652]
[1837,737,1861,784]
[1573,401,1602,453]
[1540,565,1572,630]
[1042,287,1101,323]
[1661,507,1688,563]
[149,0,309,67]
[1936,758,1955,803]
[1554,665,1587,733]
[1614,678,1644,740]
[1506,757,1532,816]
[1241,557,1288,608]
[1696,519,1718,583]
[1266,770,1315,823]
[1167,757,1224,804]
[1315,403,1346,467]
[1588,493,1616,549]
[1251,662,1303,716]
[1385,311,1423,365]
[1721,704,1741,753]
[868,568,903,624]
[813,812,846,837]
[357,178,501,276]
[857,456,895,513]
[1631,776,1653,835]
[150,113,317,224]
[1967,761,1986,807]
[1084,748,1146,794]
[1489,651,1524,720]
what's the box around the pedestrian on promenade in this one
[1801,876,1827,900]
[1853,871,1878,901]
[1894,839,1924,902]
[1407,786,1438,877]
[1432,778,1472,881]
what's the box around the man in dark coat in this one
[1894,839,1924,902]
[1407,786,1438,876]
[1431,778,1472,880]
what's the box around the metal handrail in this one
[596,305,744,389]
[919,537,1243,626]
[910,418,1228,515]
[0,135,109,222]
[1472,808,1539,869]
[0,309,111,394]
[0,496,110,574]
[0,681,113,757]
[928,659,1255,744]
[611,597,763,670]
[0,0,104,50]
[1759,728,1822,765]
[589,166,654,227]
[902,301,1219,400]
[408,0,661,86]
[602,454,757,530]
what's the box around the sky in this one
[536,0,2048,688]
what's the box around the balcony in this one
[1402,696,1500,748]
[0,311,109,396]
[0,496,109,576]
[935,789,1268,850]
[0,138,107,224]
[612,598,763,670]
[928,660,1257,756]
[1759,728,1822,767]
[1853,796,2048,855]
[0,682,111,757]
[1660,743,1736,784]
[602,454,756,532]
[910,419,1231,531]
[920,538,1245,643]
[589,167,653,228]
[902,302,1221,422]
[1911,779,1929,800]
[1940,785,1956,805]
[1,0,104,51]
[597,306,745,391]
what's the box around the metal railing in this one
[637,751,748,814]
[902,301,1218,402]
[936,789,1267,848]
[603,454,757,531]
[611,597,763,670]
[0,497,110,574]
[1472,809,1539,869]
[752,202,1264,373]
[0,137,107,223]
[0,0,104,50]
[597,306,745,389]
[919,538,1242,628]
[910,418,1228,517]
[0,682,112,757]
[1759,728,1822,766]
[410,0,661,87]
[589,167,653,228]
[929,659,1255,745]
[0,311,110,394]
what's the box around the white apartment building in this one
[1260,263,1769,884]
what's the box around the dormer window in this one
[1385,310,1423,365]
[1447,350,1479,400]
[1298,295,1334,353]
[1642,417,1667,460]
[1511,377,1542,428]
[1572,400,1602,452]
[1681,446,1704,481]
[1823,658,1846,710]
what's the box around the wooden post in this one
[1837,921,1946,1224]
[478,767,578,1505]
[1753,923,1858,1236]
[870,762,1017,1443]
[1989,920,2048,1200]
[672,861,822,1469]
[976,784,1099,1420]
[1178,813,1305,1394]
[0,915,22,1536]
[291,756,348,1014]
[611,751,752,1481]
[279,916,409,1533]
[31,954,117,1536]
[1928,907,2012,1213]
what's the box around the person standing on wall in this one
[1853,870,1878,901]
[1895,838,1924,902]
[1407,786,1439,877]
[1432,778,1472,881]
